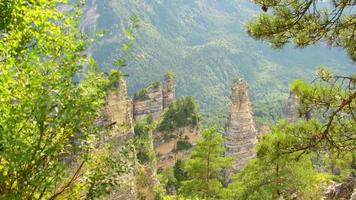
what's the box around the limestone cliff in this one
[105,79,133,134]
[224,79,258,173]
[100,79,137,200]
[133,74,177,121]
[133,82,164,121]
[154,127,200,171]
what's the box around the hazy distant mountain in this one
[82,0,355,125]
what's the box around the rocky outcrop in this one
[284,92,300,123]
[101,79,137,200]
[133,82,164,121]
[224,79,258,173]
[154,127,200,171]
[105,79,133,133]
[323,177,356,200]
[133,73,176,121]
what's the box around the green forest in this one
[0,0,355,200]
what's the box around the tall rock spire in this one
[284,92,300,123]
[163,72,176,110]
[224,79,257,173]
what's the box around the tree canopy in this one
[180,127,233,199]
[247,0,356,61]
[0,0,137,198]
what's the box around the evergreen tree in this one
[247,0,356,61]
[180,127,233,199]
[248,0,355,177]
[227,122,330,200]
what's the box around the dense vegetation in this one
[0,0,354,200]
[0,0,137,199]
[133,117,160,200]
[227,122,329,200]
[179,127,233,199]
[158,96,200,132]
[83,0,354,126]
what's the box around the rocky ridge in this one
[133,74,176,121]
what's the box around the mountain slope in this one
[82,0,355,126]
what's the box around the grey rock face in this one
[323,177,356,200]
[284,92,300,123]
[224,79,257,173]
[133,75,176,121]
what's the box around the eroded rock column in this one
[224,79,257,173]
[163,72,176,110]
[284,92,300,123]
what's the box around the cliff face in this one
[133,75,176,121]
[101,79,137,200]
[102,75,193,198]
[133,83,164,121]
[224,79,258,173]
[154,127,200,171]
[105,79,133,133]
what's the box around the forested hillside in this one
[82,0,355,125]
[1,0,355,199]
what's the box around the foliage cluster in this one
[134,116,162,200]
[247,0,356,61]
[226,122,330,200]
[134,118,156,165]
[164,71,176,83]
[0,0,138,199]
[179,127,233,199]
[158,96,200,132]
[175,140,193,151]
